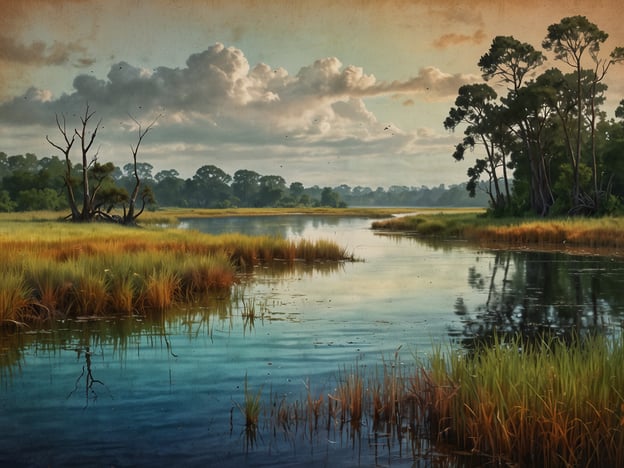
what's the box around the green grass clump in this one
[236,373,262,430]
[418,334,624,466]
[372,212,484,237]
[235,373,263,449]
[0,272,32,325]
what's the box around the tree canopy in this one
[446,16,624,216]
[0,149,487,213]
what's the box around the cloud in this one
[381,67,480,98]
[0,34,94,67]
[0,42,472,186]
[433,29,487,49]
[426,4,484,28]
[1,42,476,127]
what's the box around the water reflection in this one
[0,261,344,387]
[0,333,24,384]
[67,343,112,408]
[451,249,624,348]
[180,215,346,238]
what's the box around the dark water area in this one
[1,215,623,467]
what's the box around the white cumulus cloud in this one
[0,42,473,186]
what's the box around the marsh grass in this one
[304,379,324,435]
[472,217,624,251]
[239,333,624,467]
[143,206,421,222]
[0,272,32,326]
[417,333,624,466]
[372,212,482,237]
[333,365,364,428]
[141,266,179,311]
[373,213,624,253]
[0,221,350,324]
[239,373,262,429]
[235,374,263,450]
[371,347,406,432]
[179,253,235,296]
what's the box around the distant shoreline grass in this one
[139,206,428,224]
[372,212,624,254]
[0,207,475,225]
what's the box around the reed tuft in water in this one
[417,333,624,466]
[237,333,624,467]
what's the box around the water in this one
[2,215,623,467]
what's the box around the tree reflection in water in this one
[451,249,624,349]
[67,343,112,408]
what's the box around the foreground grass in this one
[239,333,624,466]
[0,221,351,325]
[420,333,624,465]
[373,212,624,252]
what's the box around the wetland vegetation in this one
[0,217,352,328]
[373,211,624,253]
[235,333,624,467]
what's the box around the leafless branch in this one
[129,113,161,158]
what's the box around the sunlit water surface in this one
[2,215,623,467]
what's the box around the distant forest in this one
[0,151,488,212]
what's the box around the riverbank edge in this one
[0,207,480,224]
[371,212,624,256]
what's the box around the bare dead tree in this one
[46,114,80,220]
[74,104,102,221]
[46,104,102,222]
[123,114,160,225]
[46,103,158,224]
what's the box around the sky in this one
[1,0,624,189]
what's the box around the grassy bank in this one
[0,207,431,226]
[133,206,424,225]
[238,333,624,466]
[373,213,624,252]
[0,221,351,326]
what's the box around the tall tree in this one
[46,108,89,221]
[479,36,554,215]
[232,169,260,207]
[153,169,183,207]
[479,36,544,93]
[258,175,286,207]
[444,83,510,212]
[543,15,624,212]
[191,165,232,207]
[75,104,101,220]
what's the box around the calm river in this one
[1,215,623,467]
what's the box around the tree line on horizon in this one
[0,150,488,213]
[445,15,624,216]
